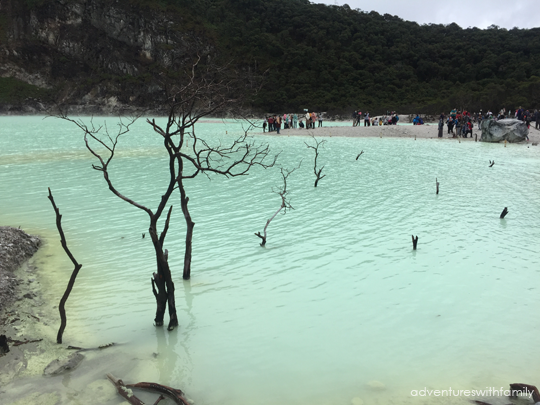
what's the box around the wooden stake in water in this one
[436,178,439,194]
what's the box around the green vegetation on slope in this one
[0,77,52,104]
[13,0,540,113]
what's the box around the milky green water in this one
[1,116,539,405]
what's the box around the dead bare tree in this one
[57,53,273,329]
[146,54,276,280]
[255,163,300,246]
[305,135,326,187]
[58,115,180,331]
[47,188,83,344]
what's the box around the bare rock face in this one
[0,0,206,114]
[43,352,85,375]
[480,118,529,143]
[0,227,41,312]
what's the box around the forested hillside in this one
[1,0,539,114]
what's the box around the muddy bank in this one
[0,226,41,317]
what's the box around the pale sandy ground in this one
[260,122,540,143]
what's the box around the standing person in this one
[275,115,281,134]
[364,112,370,127]
[517,106,523,121]
[318,113,323,127]
[447,117,454,135]
[455,118,461,138]
[438,118,444,137]
[466,120,473,137]
[293,113,298,129]
[534,109,539,130]
[305,111,311,129]
[268,116,274,132]
[352,110,358,126]
[263,117,268,133]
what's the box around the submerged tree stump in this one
[411,235,418,250]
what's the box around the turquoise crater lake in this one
[0,116,539,405]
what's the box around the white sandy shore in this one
[259,122,540,143]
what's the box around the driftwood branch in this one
[126,382,191,405]
[436,177,439,194]
[489,160,495,167]
[106,373,191,405]
[48,188,83,344]
[500,207,509,219]
[356,150,364,160]
[107,374,145,405]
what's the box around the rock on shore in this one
[0,227,41,313]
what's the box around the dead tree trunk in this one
[255,203,285,246]
[305,135,326,187]
[178,177,195,280]
[255,164,299,246]
[500,207,509,218]
[47,188,83,344]
[412,235,418,250]
[59,116,179,330]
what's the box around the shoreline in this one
[255,122,540,143]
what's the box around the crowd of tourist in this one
[263,112,323,134]
[352,111,400,126]
[436,107,540,138]
[262,107,539,135]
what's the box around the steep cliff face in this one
[0,0,211,114]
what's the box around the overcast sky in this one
[312,0,539,30]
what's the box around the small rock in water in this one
[367,380,385,390]
[351,397,364,405]
[44,352,84,375]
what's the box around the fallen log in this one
[107,373,191,405]
[126,382,191,405]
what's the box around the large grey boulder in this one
[481,118,529,143]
